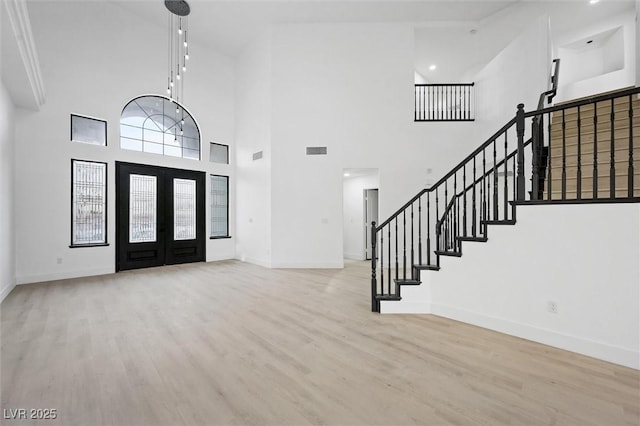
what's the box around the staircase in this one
[370,79,640,312]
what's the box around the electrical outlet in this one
[547,301,558,314]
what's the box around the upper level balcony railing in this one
[415,83,475,122]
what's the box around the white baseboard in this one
[235,256,272,268]
[16,267,114,285]
[380,300,431,314]
[270,261,344,269]
[431,303,639,370]
[344,252,364,261]
[0,282,16,303]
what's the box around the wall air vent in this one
[306,146,327,155]
[252,151,263,161]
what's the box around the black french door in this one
[116,162,205,271]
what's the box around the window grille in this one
[120,95,200,160]
[174,178,196,240]
[129,174,157,243]
[210,175,229,238]
[71,160,107,246]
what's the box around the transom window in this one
[120,95,200,160]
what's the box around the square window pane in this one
[210,143,229,164]
[72,115,106,146]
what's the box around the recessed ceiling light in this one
[429,65,437,71]
[344,172,350,177]
[589,0,599,4]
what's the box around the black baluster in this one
[413,86,420,121]
[453,172,458,251]
[435,187,440,262]
[629,95,634,197]
[403,210,406,281]
[493,138,498,220]
[503,132,508,218]
[546,113,552,200]
[427,192,431,265]
[463,164,467,237]
[418,198,422,266]
[387,225,391,294]
[593,102,598,198]
[562,109,566,200]
[577,106,582,200]
[610,98,615,198]
[512,155,516,219]
[395,217,398,281]
[472,156,477,237]
[380,226,384,288]
[482,149,486,234]
[410,203,414,277]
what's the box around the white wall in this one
[636,0,640,86]
[0,80,16,301]
[13,2,235,284]
[473,16,550,139]
[343,173,379,260]
[263,23,479,268]
[235,33,272,267]
[382,203,640,369]
[555,11,636,102]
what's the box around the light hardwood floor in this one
[2,260,639,426]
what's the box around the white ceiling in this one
[414,0,635,82]
[107,0,522,57]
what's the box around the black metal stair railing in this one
[528,86,640,201]
[415,83,475,122]
[372,67,640,312]
[370,107,529,311]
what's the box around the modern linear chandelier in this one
[165,0,190,105]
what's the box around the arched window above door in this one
[120,95,200,160]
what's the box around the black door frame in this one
[116,162,206,271]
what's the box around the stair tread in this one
[457,236,488,242]
[413,264,440,271]
[435,250,462,257]
[375,294,402,301]
[481,219,516,225]
[394,279,421,285]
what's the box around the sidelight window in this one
[210,175,229,238]
[71,160,107,246]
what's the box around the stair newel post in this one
[371,221,378,312]
[531,116,540,200]
[503,132,509,219]
[516,103,526,201]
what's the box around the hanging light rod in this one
[165,0,190,16]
